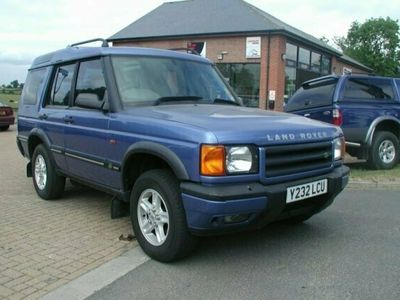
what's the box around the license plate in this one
[0,111,5,116]
[286,179,328,203]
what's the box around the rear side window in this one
[21,68,48,105]
[396,79,400,93]
[285,78,337,111]
[74,59,107,106]
[343,77,394,101]
[47,64,76,106]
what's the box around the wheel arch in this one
[27,128,52,159]
[121,141,190,193]
[365,117,400,146]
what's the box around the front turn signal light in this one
[201,145,225,176]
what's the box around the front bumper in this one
[181,166,349,234]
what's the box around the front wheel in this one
[32,144,65,200]
[130,169,197,262]
[368,131,399,170]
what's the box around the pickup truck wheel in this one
[32,144,65,200]
[368,131,399,170]
[130,169,197,262]
[0,125,10,131]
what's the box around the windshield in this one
[111,56,237,106]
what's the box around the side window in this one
[396,79,400,95]
[74,59,106,108]
[343,77,394,101]
[21,68,48,105]
[47,64,76,106]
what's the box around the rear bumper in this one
[181,166,349,234]
[0,116,15,126]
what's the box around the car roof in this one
[30,46,212,70]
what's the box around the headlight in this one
[200,145,258,176]
[226,146,253,173]
[334,137,345,160]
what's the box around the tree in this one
[10,80,19,89]
[335,17,400,76]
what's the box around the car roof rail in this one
[344,72,377,76]
[68,38,109,48]
[169,48,200,55]
[302,75,339,87]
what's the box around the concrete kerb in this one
[41,246,149,300]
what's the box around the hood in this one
[121,104,342,145]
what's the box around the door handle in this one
[63,116,74,124]
[323,111,331,115]
[38,113,48,120]
[304,113,311,117]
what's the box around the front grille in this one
[265,141,333,178]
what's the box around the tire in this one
[32,144,65,200]
[368,131,399,170]
[0,125,9,131]
[130,169,197,262]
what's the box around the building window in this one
[321,56,331,74]
[284,66,296,103]
[311,52,321,72]
[284,42,332,102]
[298,47,310,69]
[217,63,260,107]
[286,43,297,61]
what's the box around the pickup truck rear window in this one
[285,78,337,112]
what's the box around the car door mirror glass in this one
[75,93,103,109]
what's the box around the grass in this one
[0,91,21,109]
[346,160,400,181]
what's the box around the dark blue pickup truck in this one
[285,75,400,169]
[17,39,349,261]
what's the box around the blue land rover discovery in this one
[17,39,349,261]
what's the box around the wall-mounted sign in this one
[342,67,352,75]
[246,37,261,58]
[269,90,276,101]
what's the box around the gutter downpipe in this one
[266,32,271,110]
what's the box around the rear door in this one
[38,63,77,171]
[284,77,338,124]
[338,77,399,143]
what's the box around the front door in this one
[63,59,119,188]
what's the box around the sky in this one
[0,0,399,85]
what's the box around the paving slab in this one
[0,126,136,300]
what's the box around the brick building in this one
[108,0,372,111]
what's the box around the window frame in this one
[44,62,78,108]
[72,58,108,110]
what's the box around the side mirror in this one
[75,93,104,110]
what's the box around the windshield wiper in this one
[155,96,203,105]
[212,98,241,106]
